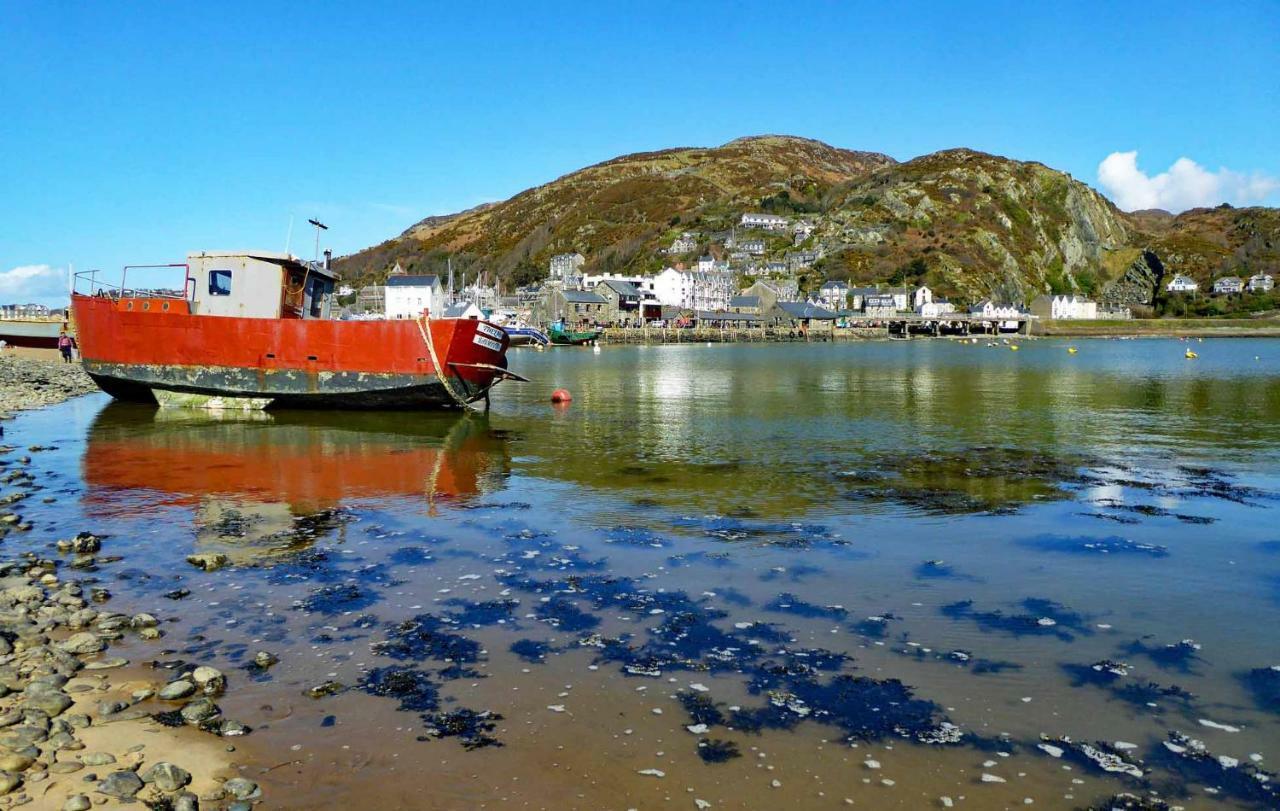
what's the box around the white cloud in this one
[0,265,69,305]
[1097,151,1280,213]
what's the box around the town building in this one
[668,233,698,254]
[1029,294,1098,320]
[739,278,799,313]
[1212,276,1244,295]
[913,285,933,309]
[354,284,386,315]
[1166,274,1199,293]
[651,267,734,312]
[786,250,819,272]
[917,299,957,317]
[737,239,766,255]
[969,300,1023,320]
[384,275,443,319]
[548,288,608,325]
[728,295,763,315]
[771,301,839,329]
[548,252,586,289]
[740,212,790,231]
[1248,273,1274,292]
[0,303,51,318]
[818,280,849,310]
[442,301,484,319]
[594,280,645,323]
[863,294,898,317]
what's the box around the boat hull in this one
[0,319,65,348]
[71,295,513,410]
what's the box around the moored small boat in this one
[71,251,525,410]
[503,323,550,346]
[548,321,600,346]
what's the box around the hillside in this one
[335,136,1280,306]
[336,136,895,284]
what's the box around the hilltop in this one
[335,136,1280,306]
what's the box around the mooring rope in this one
[416,312,475,410]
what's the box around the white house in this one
[652,267,733,311]
[740,212,790,231]
[1166,274,1199,293]
[1249,273,1274,292]
[913,285,933,309]
[819,280,849,310]
[1030,294,1097,320]
[970,300,1022,320]
[737,239,766,255]
[385,275,444,319]
[918,299,957,317]
[442,301,484,319]
[1212,276,1244,295]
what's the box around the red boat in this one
[71,251,523,409]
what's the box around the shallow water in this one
[7,337,1280,810]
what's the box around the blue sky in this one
[2,1,1278,305]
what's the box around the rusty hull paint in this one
[83,360,474,409]
[71,294,511,408]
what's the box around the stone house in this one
[594,279,643,322]
[548,289,608,325]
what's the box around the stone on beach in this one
[58,633,104,654]
[159,679,197,700]
[141,761,192,791]
[96,769,143,798]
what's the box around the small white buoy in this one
[592,344,601,353]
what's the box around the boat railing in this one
[74,265,194,301]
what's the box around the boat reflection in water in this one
[82,404,512,561]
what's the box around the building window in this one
[208,269,232,296]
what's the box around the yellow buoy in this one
[1067,347,1077,354]
[1009,344,1019,351]
[1185,350,1198,359]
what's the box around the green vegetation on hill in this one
[334,136,1280,308]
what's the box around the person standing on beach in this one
[57,331,76,363]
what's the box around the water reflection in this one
[82,404,512,558]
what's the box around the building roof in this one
[775,301,838,320]
[821,280,849,290]
[697,310,760,322]
[560,290,608,304]
[599,279,642,296]
[728,295,761,308]
[442,302,483,317]
[386,275,440,288]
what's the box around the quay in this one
[599,313,1033,344]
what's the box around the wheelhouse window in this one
[208,269,233,296]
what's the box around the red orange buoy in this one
[550,388,572,403]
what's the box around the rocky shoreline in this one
[0,446,265,809]
[0,359,96,419]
